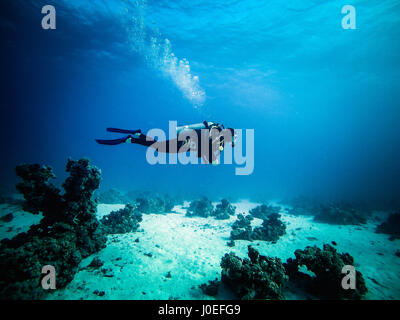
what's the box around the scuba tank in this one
[176,121,216,135]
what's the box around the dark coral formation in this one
[212,199,236,220]
[186,197,214,218]
[375,212,400,240]
[217,244,368,300]
[100,204,142,234]
[186,198,236,219]
[252,213,286,243]
[220,246,288,300]
[313,203,367,225]
[249,204,281,220]
[230,214,253,240]
[230,213,286,243]
[62,159,103,225]
[15,164,62,219]
[14,158,103,227]
[199,278,220,296]
[0,158,107,300]
[284,244,368,300]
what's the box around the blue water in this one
[1,0,400,206]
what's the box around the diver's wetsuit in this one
[124,132,189,153]
[96,122,227,164]
[125,131,221,164]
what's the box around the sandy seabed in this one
[1,200,399,300]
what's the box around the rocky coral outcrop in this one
[186,197,214,218]
[284,244,368,300]
[230,214,253,240]
[212,199,236,220]
[0,158,107,300]
[100,204,142,234]
[220,246,288,300]
[217,244,368,300]
[252,213,286,243]
[15,163,62,220]
[230,213,286,243]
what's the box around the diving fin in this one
[95,135,131,145]
[106,128,142,135]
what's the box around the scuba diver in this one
[96,121,236,164]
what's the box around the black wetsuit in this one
[130,131,220,164]
[96,124,224,164]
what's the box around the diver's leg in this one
[96,135,133,145]
[96,135,154,147]
[107,128,142,135]
[129,134,156,147]
[143,138,186,153]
